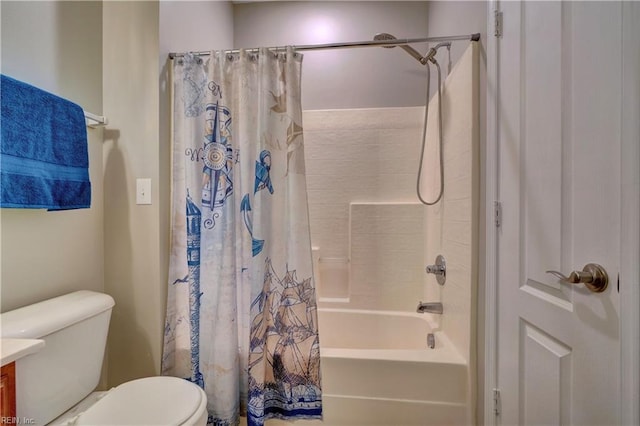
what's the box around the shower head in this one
[373,33,427,65]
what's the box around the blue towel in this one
[1,74,91,210]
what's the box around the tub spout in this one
[416,301,443,314]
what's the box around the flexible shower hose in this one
[416,59,444,205]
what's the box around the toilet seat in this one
[75,376,207,425]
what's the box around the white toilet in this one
[1,290,208,426]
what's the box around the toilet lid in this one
[78,376,203,425]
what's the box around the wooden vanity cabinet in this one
[0,362,16,424]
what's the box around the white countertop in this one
[1,338,45,367]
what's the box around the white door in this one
[496,2,622,425]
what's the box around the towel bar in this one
[84,111,108,128]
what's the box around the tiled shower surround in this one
[304,99,477,363]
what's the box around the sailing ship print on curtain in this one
[162,47,322,426]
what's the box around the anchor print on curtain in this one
[162,48,322,426]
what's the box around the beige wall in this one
[0,1,104,312]
[234,1,430,110]
[102,0,162,386]
[160,1,234,55]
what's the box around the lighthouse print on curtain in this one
[162,47,322,426]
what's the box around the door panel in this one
[497,2,621,425]
[522,0,563,295]
[520,320,571,425]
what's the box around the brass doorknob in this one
[546,263,609,293]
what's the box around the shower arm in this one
[424,42,452,64]
[375,33,453,66]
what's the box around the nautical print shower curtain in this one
[162,47,322,426]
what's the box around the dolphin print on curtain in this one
[162,47,322,426]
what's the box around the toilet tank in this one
[1,291,115,426]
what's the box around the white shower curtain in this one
[162,47,322,426]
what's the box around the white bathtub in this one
[267,308,471,426]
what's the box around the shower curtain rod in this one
[168,33,480,59]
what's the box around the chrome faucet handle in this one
[426,265,443,274]
[425,255,446,285]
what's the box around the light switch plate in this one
[136,178,152,205]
